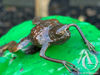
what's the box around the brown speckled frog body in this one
[0,17,96,73]
[30,18,70,46]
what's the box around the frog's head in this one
[49,25,71,44]
[56,25,70,38]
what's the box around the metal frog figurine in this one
[0,17,96,72]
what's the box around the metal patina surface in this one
[0,16,100,75]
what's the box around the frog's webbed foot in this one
[0,37,31,56]
[86,40,96,53]
[62,61,78,73]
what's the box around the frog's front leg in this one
[40,42,78,73]
[67,24,96,53]
[0,37,31,55]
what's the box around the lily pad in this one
[0,16,100,75]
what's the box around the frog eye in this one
[56,25,67,35]
[56,30,65,35]
[59,30,65,35]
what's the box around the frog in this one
[0,17,96,72]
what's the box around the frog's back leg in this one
[0,37,31,56]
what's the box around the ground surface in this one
[0,16,100,75]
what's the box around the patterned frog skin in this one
[0,17,96,73]
[30,18,70,46]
